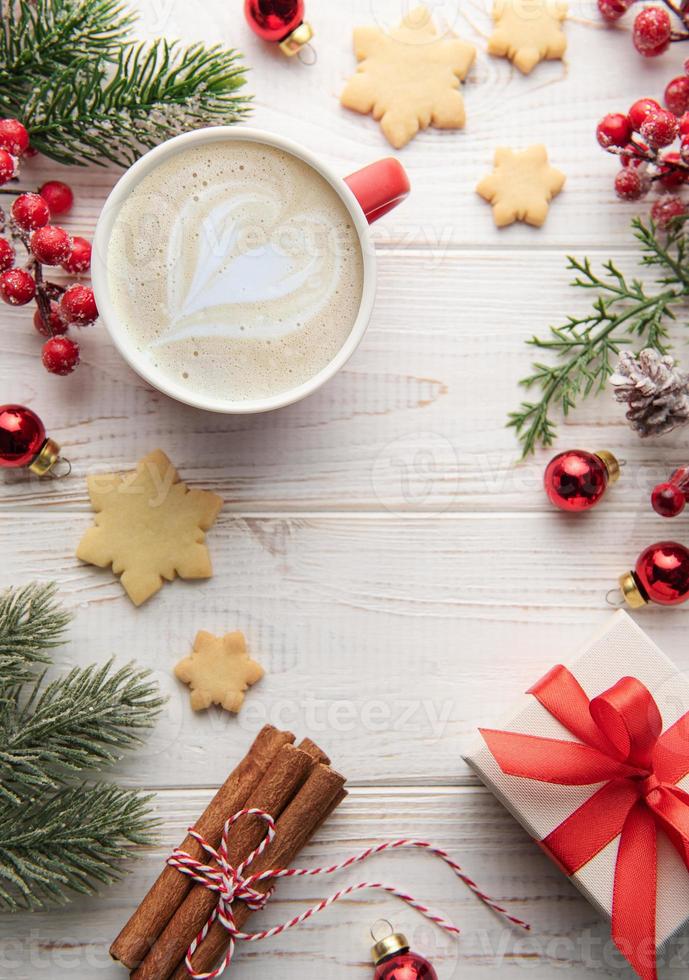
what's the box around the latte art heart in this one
[107,140,364,403]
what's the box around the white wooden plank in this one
[1,249,683,512]
[6,0,676,254]
[0,511,686,788]
[3,785,685,979]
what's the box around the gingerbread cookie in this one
[76,449,223,606]
[175,630,264,713]
[488,0,567,74]
[340,5,476,149]
[476,145,565,227]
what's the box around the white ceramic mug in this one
[92,127,410,414]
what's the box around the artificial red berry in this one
[59,283,98,326]
[0,119,29,156]
[681,137,689,164]
[0,268,36,305]
[620,141,647,167]
[652,482,686,517]
[0,237,15,273]
[29,225,72,266]
[633,7,672,56]
[615,168,649,200]
[651,195,687,227]
[33,301,68,338]
[598,0,634,20]
[629,98,661,130]
[641,109,679,148]
[11,192,49,231]
[0,148,16,185]
[61,236,91,274]
[658,151,687,188]
[665,76,689,116]
[38,180,74,217]
[596,112,633,148]
[680,112,689,136]
[41,336,80,375]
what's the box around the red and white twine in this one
[168,808,530,980]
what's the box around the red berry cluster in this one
[0,118,98,376]
[598,0,688,57]
[596,81,689,217]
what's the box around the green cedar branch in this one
[0,582,70,688]
[508,217,689,457]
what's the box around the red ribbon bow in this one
[480,667,689,980]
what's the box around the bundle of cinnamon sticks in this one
[110,725,347,979]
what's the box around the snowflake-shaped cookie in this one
[488,0,567,74]
[476,145,565,227]
[340,5,476,149]
[174,630,264,713]
[76,449,223,606]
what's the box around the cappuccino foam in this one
[107,139,364,403]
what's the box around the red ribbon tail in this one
[613,802,658,980]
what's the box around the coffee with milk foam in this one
[107,140,364,403]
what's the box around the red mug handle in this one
[344,158,410,224]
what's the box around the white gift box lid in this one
[464,610,689,948]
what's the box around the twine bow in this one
[168,807,530,979]
[481,666,689,980]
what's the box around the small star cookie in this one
[174,630,264,713]
[476,145,565,227]
[488,0,567,74]
[76,449,223,606]
[340,4,476,149]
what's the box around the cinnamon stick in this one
[168,763,347,980]
[132,742,318,980]
[110,725,294,969]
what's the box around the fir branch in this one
[508,218,689,456]
[0,0,134,109]
[0,782,156,911]
[0,659,164,802]
[0,582,70,686]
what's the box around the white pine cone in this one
[610,348,689,437]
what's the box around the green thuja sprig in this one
[509,216,689,457]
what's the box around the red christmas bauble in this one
[544,450,619,512]
[621,541,689,607]
[634,541,689,605]
[0,404,46,468]
[374,951,438,980]
[244,0,305,41]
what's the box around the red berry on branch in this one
[59,283,98,326]
[629,98,661,130]
[658,151,687,188]
[33,302,69,338]
[597,112,633,147]
[665,76,689,116]
[29,225,72,266]
[620,141,646,167]
[651,195,687,227]
[680,112,689,136]
[0,148,16,185]
[38,180,74,217]
[0,119,29,157]
[11,192,50,231]
[0,268,36,305]
[41,336,80,375]
[61,236,91,274]
[0,237,15,273]
[598,0,634,20]
[633,6,672,56]
[615,168,649,200]
[641,109,679,147]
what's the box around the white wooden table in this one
[3,1,689,976]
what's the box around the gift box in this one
[464,611,689,980]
